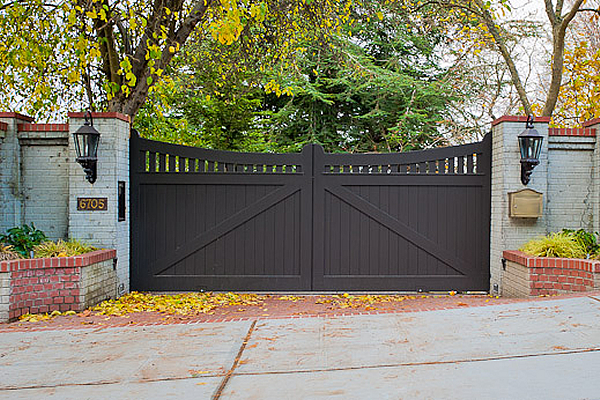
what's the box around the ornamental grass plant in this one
[0,243,21,261]
[33,239,97,258]
[519,231,587,259]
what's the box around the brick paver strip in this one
[1,291,598,333]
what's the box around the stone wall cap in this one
[491,115,551,126]
[68,112,130,123]
[582,118,600,128]
[0,112,34,122]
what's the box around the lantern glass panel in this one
[87,132,100,158]
[74,133,83,158]
[518,135,543,160]
[74,129,100,159]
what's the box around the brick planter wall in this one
[0,249,117,322]
[502,250,600,297]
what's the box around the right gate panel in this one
[312,135,491,291]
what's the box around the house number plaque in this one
[77,197,108,211]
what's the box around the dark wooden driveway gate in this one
[130,134,491,291]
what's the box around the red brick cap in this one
[582,118,600,128]
[503,250,600,273]
[548,127,596,137]
[68,112,130,123]
[18,123,69,132]
[0,112,34,122]
[491,115,551,126]
[0,249,116,272]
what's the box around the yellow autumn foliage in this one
[92,291,266,316]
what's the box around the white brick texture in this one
[490,120,549,295]
[68,116,130,294]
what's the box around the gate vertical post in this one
[67,112,131,295]
[310,143,326,290]
[489,116,549,295]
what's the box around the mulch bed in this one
[1,291,594,333]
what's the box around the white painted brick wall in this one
[19,131,69,240]
[490,120,549,295]
[68,116,130,294]
[502,260,530,297]
[0,272,9,322]
[588,122,600,234]
[80,259,118,308]
[0,116,30,232]
[547,136,595,232]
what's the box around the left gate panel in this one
[130,137,312,291]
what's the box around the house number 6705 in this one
[77,197,108,211]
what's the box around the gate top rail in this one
[318,135,491,176]
[132,134,490,176]
[133,137,306,174]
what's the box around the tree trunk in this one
[474,0,532,115]
[106,0,214,120]
[541,0,584,117]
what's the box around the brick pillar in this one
[0,112,34,233]
[67,112,131,294]
[583,118,600,233]
[490,116,550,295]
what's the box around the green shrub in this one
[1,223,47,257]
[33,239,97,258]
[519,232,587,259]
[562,229,600,259]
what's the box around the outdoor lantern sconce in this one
[518,115,543,186]
[73,111,101,184]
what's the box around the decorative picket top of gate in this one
[130,134,491,291]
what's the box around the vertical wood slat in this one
[148,151,156,173]
[438,159,446,174]
[179,156,186,173]
[330,192,341,276]
[419,162,427,174]
[427,161,437,174]
[467,154,474,174]
[447,157,455,174]
[158,153,166,172]
[168,154,176,172]
[457,156,465,174]
[370,187,380,275]
[273,198,285,275]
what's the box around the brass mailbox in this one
[508,189,543,218]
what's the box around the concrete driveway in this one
[2,295,600,399]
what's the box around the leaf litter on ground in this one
[92,291,266,316]
[14,291,505,323]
